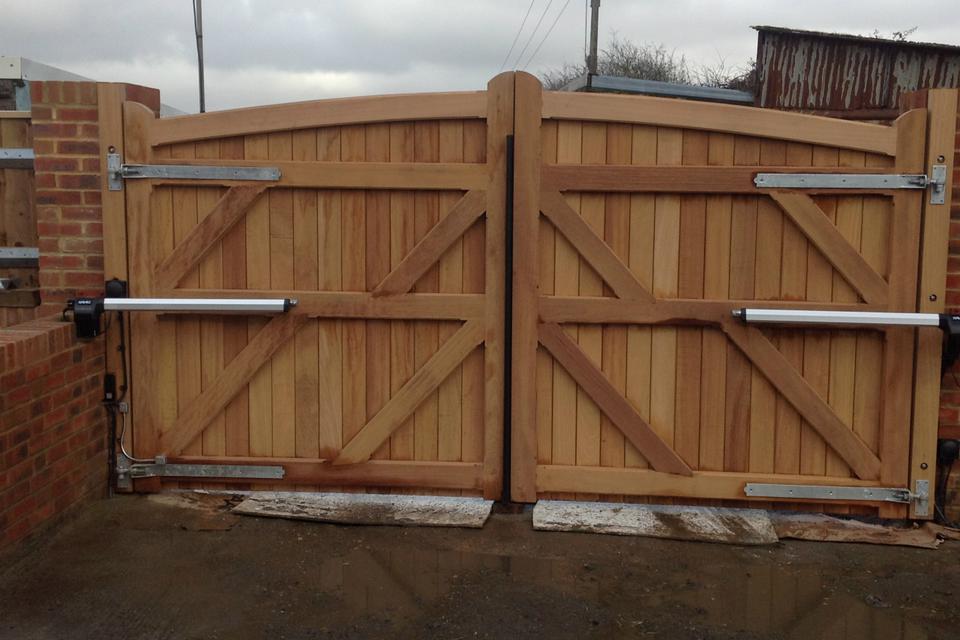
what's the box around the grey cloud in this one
[2,0,958,112]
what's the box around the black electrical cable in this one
[936,459,958,528]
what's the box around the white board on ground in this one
[233,492,494,528]
[533,500,778,545]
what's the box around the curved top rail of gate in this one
[542,90,899,156]
[149,90,488,147]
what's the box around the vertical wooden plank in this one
[797,147,839,485]
[341,125,367,466]
[317,127,343,460]
[461,119,486,471]
[825,150,866,486]
[910,94,954,518]
[196,142,225,478]
[389,123,416,461]
[551,118,581,498]
[700,132,733,472]
[601,124,631,472]
[413,121,440,467]
[536,120,558,475]
[244,133,272,458]
[220,136,250,458]
[268,132,296,460]
[292,129,319,461]
[749,140,786,476]
[123,103,162,481]
[170,142,202,465]
[576,122,606,498]
[625,125,657,470]
[775,142,812,477]
[438,120,464,462]
[365,123,392,461]
[650,127,682,476]
[676,130,707,468]
[725,136,759,473]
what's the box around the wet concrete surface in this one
[1,494,959,639]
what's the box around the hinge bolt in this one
[920,462,928,470]
[937,155,945,162]
[930,294,938,302]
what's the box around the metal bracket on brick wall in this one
[107,151,281,191]
[115,454,285,490]
[744,480,930,516]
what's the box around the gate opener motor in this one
[66,278,298,339]
[732,308,960,375]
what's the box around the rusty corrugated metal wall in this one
[755,26,960,119]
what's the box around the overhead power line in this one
[522,0,573,70]
[510,0,553,70]
[498,0,537,72]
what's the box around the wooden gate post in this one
[911,88,959,518]
[510,72,542,502]
[482,72,514,499]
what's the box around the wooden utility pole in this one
[586,0,600,75]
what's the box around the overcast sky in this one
[3,0,959,113]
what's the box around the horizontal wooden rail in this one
[542,91,900,155]
[0,111,31,119]
[538,297,885,324]
[536,465,883,500]
[541,165,904,193]
[149,92,487,146]
[161,290,486,320]
[169,457,484,490]
[144,160,486,190]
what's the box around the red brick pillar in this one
[29,81,159,314]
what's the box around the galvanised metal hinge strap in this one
[744,480,930,516]
[754,165,947,205]
[107,151,280,191]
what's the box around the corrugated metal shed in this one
[754,25,960,119]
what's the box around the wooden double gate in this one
[100,74,956,518]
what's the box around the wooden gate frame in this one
[509,73,956,518]
[100,74,516,498]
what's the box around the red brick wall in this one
[0,318,106,552]
[29,81,159,314]
[30,82,104,314]
[939,104,960,436]
[0,81,160,554]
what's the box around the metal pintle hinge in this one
[107,151,281,191]
[115,454,284,490]
[745,480,930,516]
[754,167,947,205]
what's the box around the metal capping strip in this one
[754,172,929,189]
[0,148,34,169]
